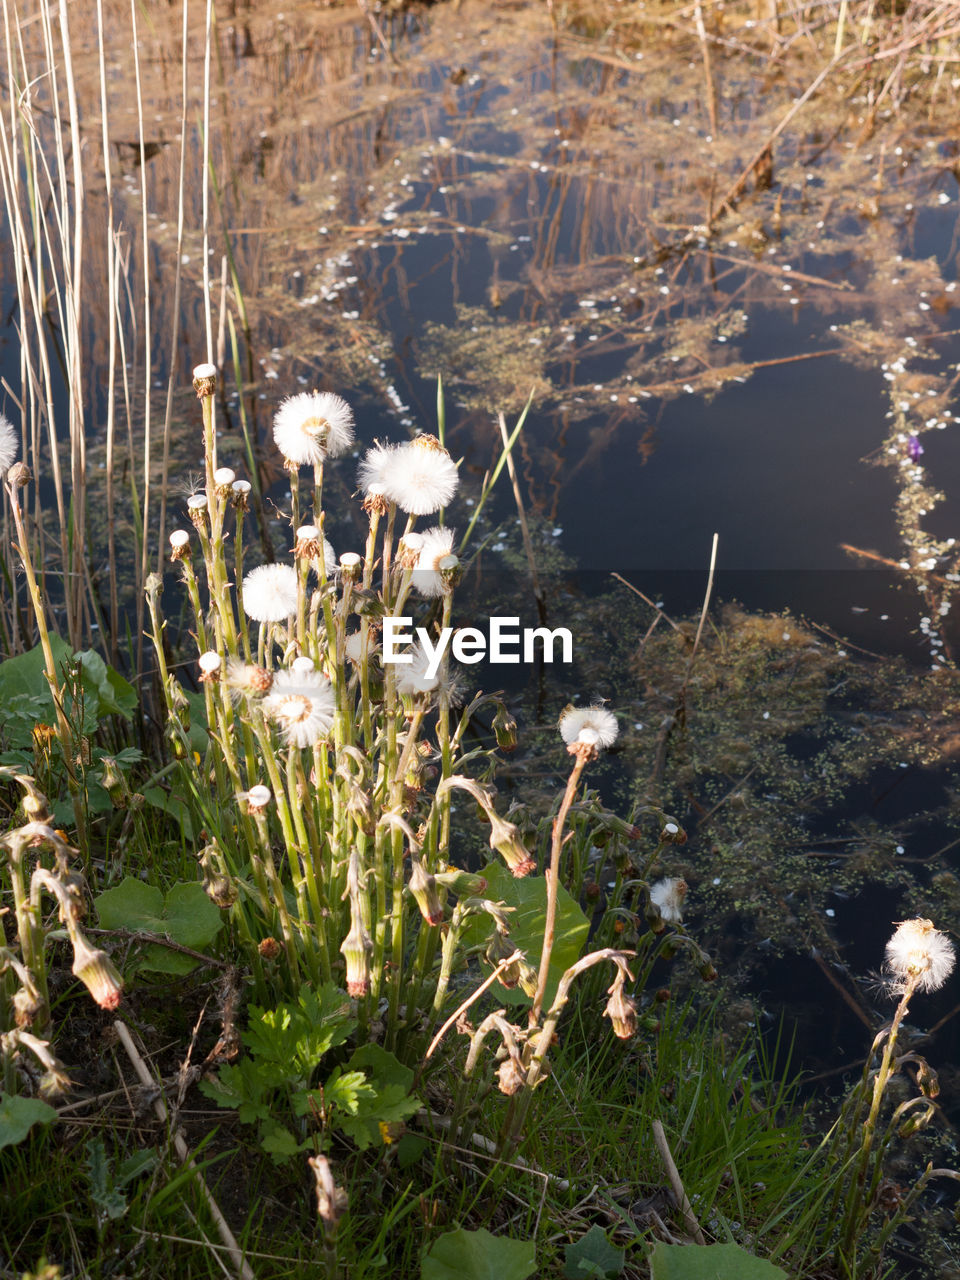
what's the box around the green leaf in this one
[74,649,136,719]
[0,639,135,748]
[198,1058,275,1124]
[648,1243,789,1280]
[0,1093,57,1149]
[85,1137,128,1221]
[397,1133,428,1169]
[563,1226,624,1279]
[94,878,222,973]
[318,1069,376,1118]
[422,1228,536,1280]
[459,863,590,1007]
[260,1124,308,1163]
[345,1043,415,1094]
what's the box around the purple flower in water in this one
[908,434,924,461]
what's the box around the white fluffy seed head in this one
[169,529,191,549]
[396,645,441,696]
[558,705,619,749]
[0,414,19,475]
[358,443,401,496]
[214,467,236,486]
[273,391,354,466]
[193,362,217,380]
[885,918,956,994]
[242,563,300,622]
[382,440,459,515]
[232,479,252,495]
[198,651,222,674]
[413,526,456,597]
[650,877,687,924]
[263,669,336,748]
[187,494,208,512]
[290,655,315,674]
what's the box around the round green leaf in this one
[422,1228,536,1280]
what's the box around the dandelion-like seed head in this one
[263,669,335,748]
[885,918,956,994]
[650,877,687,924]
[558,705,619,750]
[396,644,440,697]
[413,526,457,597]
[242,563,299,622]
[226,660,274,698]
[213,467,236,489]
[290,655,315,675]
[273,391,354,467]
[0,414,19,476]
[358,443,401,496]
[383,439,459,515]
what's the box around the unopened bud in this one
[434,868,488,897]
[340,923,373,997]
[492,702,518,752]
[70,931,123,1010]
[487,813,536,877]
[409,858,444,926]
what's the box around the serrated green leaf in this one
[0,1093,57,1149]
[459,863,589,1007]
[563,1225,624,1279]
[422,1228,536,1280]
[260,1124,307,1163]
[199,1058,275,1123]
[648,1243,789,1280]
[321,1069,376,1117]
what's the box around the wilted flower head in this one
[293,525,336,573]
[273,391,354,466]
[0,414,19,475]
[413,526,457,597]
[382,438,459,515]
[885,918,956,994]
[242,563,299,622]
[263,669,336,747]
[650,877,687,924]
[558,704,619,750]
